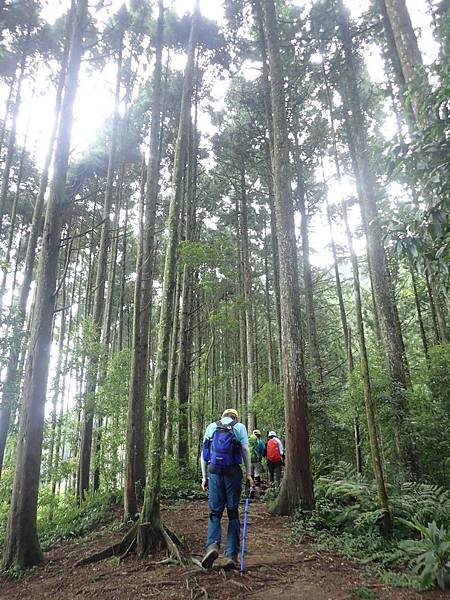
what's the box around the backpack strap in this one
[215,419,235,432]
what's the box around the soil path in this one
[0,500,448,600]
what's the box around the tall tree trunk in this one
[253,0,283,381]
[426,269,449,343]
[1,0,87,569]
[8,219,26,310]
[378,0,449,341]
[409,261,429,358]
[118,194,129,350]
[264,234,275,384]
[239,165,256,431]
[340,179,392,534]
[0,50,26,238]
[324,196,349,361]
[136,3,198,555]
[51,232,81,506]
[124,1,164,517]
[261,0,314,514]
[176,110,198,464]
[176,266,194,463]
[0,110,31,313]
[164,270,182,456]
[297,173,323,384]
[337,0,419,476]
[78,23,124,501]
[47,286,67,484]
[0,8,70,478]
[0,74,16,157]
[381,0,429,125]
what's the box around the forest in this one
[0,0,449,597]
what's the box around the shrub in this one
[292,462,450,589]
[398,520,450,590]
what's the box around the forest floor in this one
[0,499,448,600]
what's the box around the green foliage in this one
[249,383,284,437]
[292,464,450,589]
[408,344,450,486]
[71,318,104,374]
[37,489,121,551]
[0,488,119,556]
[97,348,130,417]
[398,520,450,590]
[161,458,206,501]
[390,482,450,528]
[427,343,450,405]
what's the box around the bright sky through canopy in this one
[3,0,440,271]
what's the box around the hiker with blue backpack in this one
[200,408,254,570]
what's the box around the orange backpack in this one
[267,438,282,462]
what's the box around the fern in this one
[391,482,450,528]
[292,468,450,590]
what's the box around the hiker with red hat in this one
[200,408,254,570]
[266,430,284,489]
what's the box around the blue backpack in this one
[202,420,242,469]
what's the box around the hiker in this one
[249,429,265,499]
[266,430,284,489]
[200,408,254,570]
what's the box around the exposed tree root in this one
[74,523,138,567]
[118,537,137,563]
[74,520,185,567]
[161,526,184,564]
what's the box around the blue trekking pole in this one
[240,481,251,574]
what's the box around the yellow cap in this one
[222,408,238,419]
[253,429,261,436]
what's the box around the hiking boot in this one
[225,554,238,570]
[201,542,219,570]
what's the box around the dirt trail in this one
[0,500,447,600]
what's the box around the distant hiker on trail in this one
[200,408,254,570]
[249,429,265,499]
[266,431,284,489]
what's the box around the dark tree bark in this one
[124,0,165,516]
[253,0,282,381]
[264,234,276,384]
[409,261,429,358]
[239,164,256,431]
[0,2,71,479]
[136,1,198,556]
[1,0,87,570]
[377,0,449,342]
[380,0,429,125]
[47,285,67,484]
[261,0,314,514]
[176,110,198,464]
[297,173,323,385]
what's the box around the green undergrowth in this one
[0,485,120,556]
[292,463,450,591]
[0,458,204,557]
[161,457,206,501]
[38,488,122,550]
